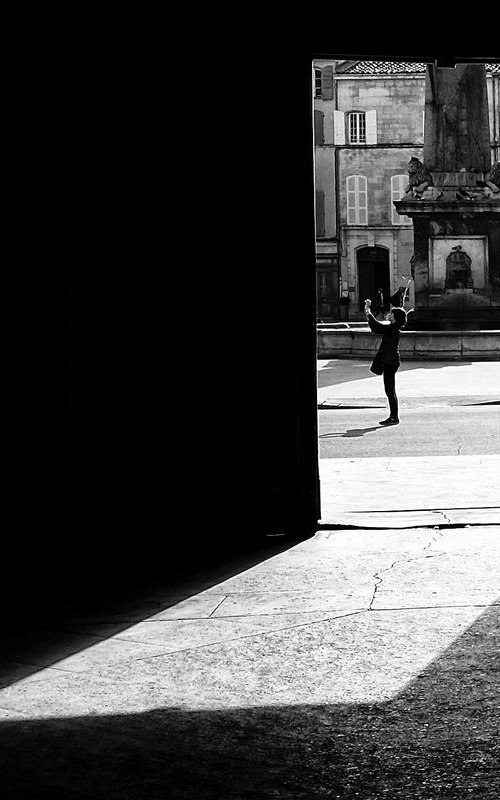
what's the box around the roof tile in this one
[341,61,499,75]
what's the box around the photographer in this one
[364,298,407,426]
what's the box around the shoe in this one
[379,417,399,425]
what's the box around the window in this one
[348,112,366,144]
[391,175,411,225]
[314,69,322,98]
[346,175,368,225]
[315,190,325,237]
[338,110,377,145]
[314,110,324,145]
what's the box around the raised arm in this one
[401,276,412,304]
[364,299,388,333]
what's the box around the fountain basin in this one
[317,328,500,360]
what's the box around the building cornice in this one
[334,73,426,81]
[334,144,424,150]
[343,225,412,231]
[333,72,499,81]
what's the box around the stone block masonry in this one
[317,328,500,360]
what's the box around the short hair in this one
[392,307,407,328]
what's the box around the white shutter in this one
[346,175,356,223]
[391,175,400,225]
[391,175,410,225]
[347,175,368,225]
[358,176,367,225]
[400,175,410,224]
[365,109,377,144]
[333,110,346,145]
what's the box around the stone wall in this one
[338,148,422,227]
[317,329,500,360]
[337,77,425,145]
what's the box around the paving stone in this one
[320,455,500,521]
[108,612,337,652]
[0,525,498,798]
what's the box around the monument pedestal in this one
[394,65,500,331]
[394,194,500,330]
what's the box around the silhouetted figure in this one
[374,287,385,319]
[339,295,350,320]
[364,298,408,425]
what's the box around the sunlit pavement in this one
[318,358,500,526]
[0,522,499,798]
[0,362,498,797]
[319,454,500,526]
[317,358,500,404]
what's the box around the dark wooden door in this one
[316,261,340,320]
[357,247,390,312]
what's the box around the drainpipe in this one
[494,76,499,162]
[333,67,341,240]
[333,66,343,300]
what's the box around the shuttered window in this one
[315,190,325,237]
[347,110,377,145]
[314,110,324,145]
[321,66,334,101]
[348,112,366,144]
[346,175,367,225]
[314,69,322,98]
[391,175,411,225]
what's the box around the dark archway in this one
[357,246,391,312]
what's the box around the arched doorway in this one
[357,246,390,313]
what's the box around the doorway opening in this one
[313,55,500,532]
[316,257,340,321]
[357,246,390,314]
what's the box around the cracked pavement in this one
[1,525,499,798]
[0,362,498,797]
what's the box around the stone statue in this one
[455,161,500,201]
[484,161,500,197]
[404,157,434,199]
[424,65,491,174]
[445,245,473,290]
[456,161,500,201]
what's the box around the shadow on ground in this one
[466,400,500,406]
[0,601,498,799]
[319,426,382,438]
[0,537,304,690]
[317,359,472,391]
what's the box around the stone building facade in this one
[313,60,500,321]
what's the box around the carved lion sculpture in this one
[404,157,434,199]
[484,161,500,196]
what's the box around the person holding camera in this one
[364,297,407,426]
